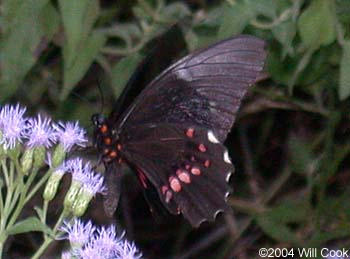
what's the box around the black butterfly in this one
[92,34,267,227]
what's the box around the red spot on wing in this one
[204,160,211,168]
[136,168,148,188]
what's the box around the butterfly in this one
[92,34,267,227]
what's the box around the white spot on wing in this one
[208,130,220,144]
[224,150,232,164]
[226,171,232,182]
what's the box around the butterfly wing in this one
[120,123,234,226]
[114,35,266,226]
[117,35,266,141]
[107,25,186,123]
[103,162,123,217]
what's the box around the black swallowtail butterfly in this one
[92,34,267,227]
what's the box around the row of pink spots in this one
[161,127,214,204]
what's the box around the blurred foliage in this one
[2,0,350,258]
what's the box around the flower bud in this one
[20,148,34,174]
[7,143,21,161]
[52,144,65,168]
[43,168,65,201]
[72,189,93,217]
[33,146,46,168]
[64,180,83,211]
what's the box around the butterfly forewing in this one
[117,35,266,141]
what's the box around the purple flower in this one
[80,225,141,259]
[61,251,72,259]
[59,219,96,248]
[115,240,143,259]
[53,121,87,152]
[83,169,106,195]
[0,104,27,149]
[82,226,121,258]
[24,115,56,148]
[66,158,106,195]
[61,222,142,259]
[65,158,89,183]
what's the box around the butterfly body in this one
[93,35,267,227]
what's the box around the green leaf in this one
[59,0,100,64]
[161,2,191,21]
[0,0,59,100]
[59,0,104,100]
[40,3,61,39]
[7,217,53,236]
[339,42,350,100]
[110,53,145,99]
[298,0,336,48]
[265,199,310,224]
[218,2,255,39]
[288,135,314,174]
[266,51,296,85]
[256,213,300,245]
[272,20,296,57]
[247,0,277,19]
[61,31,106,100]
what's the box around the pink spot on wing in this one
[169,176,182,192]
[191,167,201,176]
[198,144,207,152]
[176,170,191,184]
[161,185,168,195]
[185,128,195,138]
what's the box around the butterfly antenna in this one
[71,91,92,105]
[97,81,105,114]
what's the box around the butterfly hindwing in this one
[121,123,234,226]
[103,162,123,217]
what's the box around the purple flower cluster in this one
[65,158,106,196]
[0,103,87,151]
[60,219,142,259]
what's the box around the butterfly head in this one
[91,113,106,128]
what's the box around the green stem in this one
[0,234,6,259]
[6,168,39,229]
[101,36,148,56]
[25,169,52,203]
[250,8,291,29]
[1,160,10,188]
[31,238,52,259]
[31,210,69,259]
[0,161,14,232]
[41,201,49,224]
